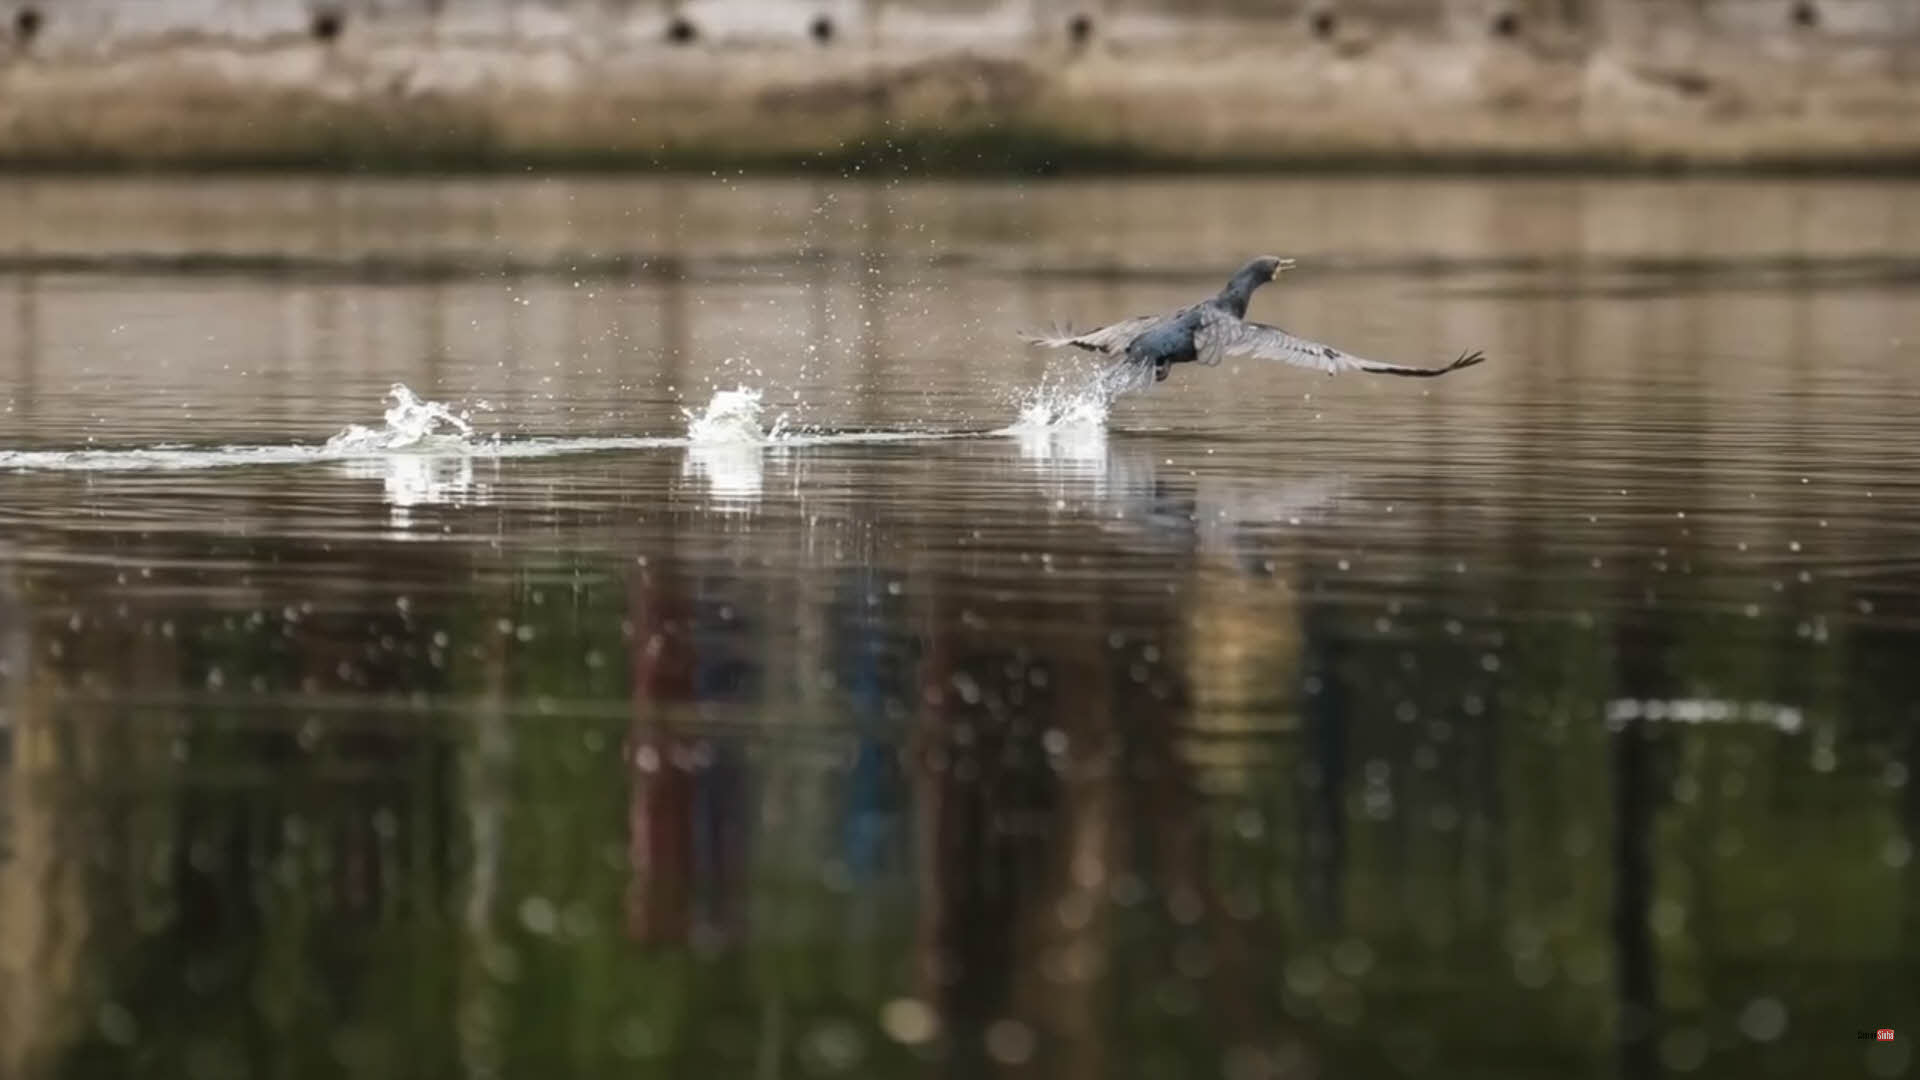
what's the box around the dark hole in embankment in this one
[666,15,698,44]
[14,5,43,45]
[1309,10,1337,39]
[1790,1,1819,28]
[310,7,343,42]
[1067,12,1094,47]
[810,14,834,44]
[1491,10,1520,37]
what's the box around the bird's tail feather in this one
[1097,356,1157,395]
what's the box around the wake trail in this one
[0,382,1039,475]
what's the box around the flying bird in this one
[1024,255,1486,391]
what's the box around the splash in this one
[1005,364,1123,462]
[0,443,335,472]
[1004,352,1158,437]
[0,384,675,472]
[323,384,482,455]
[0,383,495,471]
[679,387,783,507]
[0,383,977,477]
[1012,387,1110,434]
[682,386,787,446]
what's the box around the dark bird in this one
[1024,255,1486,391]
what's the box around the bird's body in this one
[1026,255,1485,391]
[1127,309,1202,372]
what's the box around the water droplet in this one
[1738,997,1788,1042]
[803,1020,866,1072]
[1513,950,1553,988]
[1331,939,1374,977]
[880,999,938,1045]
[984,1019,1035,1065]
[1651,898,1687,937]
[97,1002,137,1046]
[1659,1026,1710,1072]
[518,897,558,936]
[1285,954,1328,996]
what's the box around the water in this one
[2,175,1918,1079]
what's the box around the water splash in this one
[1004,364,1126,465]
[0,443,338,472]
[0,383,981,477]
[1012,389,1109,434]
[0,384,670,472]
[679,388,784,507]
[1006,351,1159,435]
[323,384,482,455]
[683,386,787,447]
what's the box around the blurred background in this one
[2,5,1919,1080]
[0,0,1917,169]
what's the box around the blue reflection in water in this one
[836,568,911,885]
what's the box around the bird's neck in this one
[1214,270,1266,318]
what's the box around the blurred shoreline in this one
[0,1,1918,173]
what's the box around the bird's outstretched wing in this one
[1022,315,1163,355]
[1196,310,1486,377]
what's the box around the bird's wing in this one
[1022,314,1163,355]
[1195,309,1487,377]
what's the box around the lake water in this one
[1,175,1917,1079]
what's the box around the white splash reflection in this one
[1016,418,1110,506]
[682,445,765,507]
[344,453,492,529]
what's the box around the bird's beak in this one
[1272,258,1297,279]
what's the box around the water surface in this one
[2,176,1918,1079]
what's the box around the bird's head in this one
[1217,255,1298,310]
[1249,255,1297,282]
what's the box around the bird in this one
[1023,255,1486,391]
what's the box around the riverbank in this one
[2,2,1917,172]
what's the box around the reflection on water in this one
[2,175,1919,1080]
[341,453,489,529]
[681,442,768,507]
